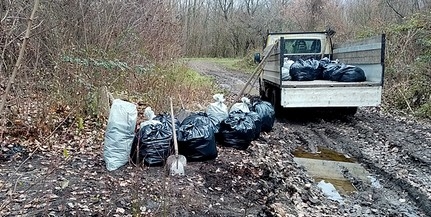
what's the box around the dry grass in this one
[0,1,216,144]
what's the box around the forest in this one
[1,0,431,134]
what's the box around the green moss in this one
[417,102,431,119]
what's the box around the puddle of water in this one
[314,177,356,194]
[317,180,344,203]
[368,175,383,189]
[293,146,355,163]
[293,146,372,199]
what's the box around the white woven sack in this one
[104,99,137,171]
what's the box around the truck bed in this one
[281,80,381,88]
[260,34,385,108]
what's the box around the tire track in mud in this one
[247,126,346,216]
[310,113,431,216]
[188,60,259,96]
[255,110,430,216]
[190,59,430,216]
[352,115,431,216]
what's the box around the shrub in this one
[383,12,431,118]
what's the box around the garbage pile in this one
[103,94,276,171]
[282,57,366,82]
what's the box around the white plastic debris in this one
[281,58,294,81]
[140,107,162,129]
[368,176,382,189]
[206,94,228,122]
[229,97,251,113]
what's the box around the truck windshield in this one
[285,39,321,54]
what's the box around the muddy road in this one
[188,60,259,96]
[0,60,430,216]
[188,59,431,216]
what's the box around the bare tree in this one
[0,0,40,117]
[218,0,233,21]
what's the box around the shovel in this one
[166,97,187,176]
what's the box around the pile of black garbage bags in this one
[130,94,275,166]
[283,57,366,82]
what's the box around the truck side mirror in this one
[254,53,261,63]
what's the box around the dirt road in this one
[0,59,430,216]
[187,59,431,216]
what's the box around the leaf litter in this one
[0,60,430,216]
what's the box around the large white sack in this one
[104,99,137,171]
[206,93,228,122]
[282,58,294,81]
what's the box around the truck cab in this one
[256,31,334,63]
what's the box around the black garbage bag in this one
[181,112,220,133]
[323,63,366,82]
[308,58,323,79]
[153,113,180,132]
[130,123,172,166]
[249,98,275,132]
[319,57,331,67]
[289,59,322,81]
[337,65,366,82]
[219,111,256,150]
[177,118,217,162]
[322,62,342,80]
[247,111,262,140]
[0,143,27,162]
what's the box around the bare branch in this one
[1,10,9,22]
[386,0,405,19]
[0,0,40,118]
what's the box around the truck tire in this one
[259,79,267,100]
[332,107,358,117]
[343,107,358,116]
[270,88,281,115]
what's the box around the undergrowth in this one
[234,51,259,73]
[383,12,431,119]
[2,52,216,142]
[56,56,216,116]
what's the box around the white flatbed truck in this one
[256,31,385,115]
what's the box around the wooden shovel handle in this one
[169,97,179,156]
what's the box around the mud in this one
[188,59,431,216]
[0,59,430,216]
[187,60,259,96]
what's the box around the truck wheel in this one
[334,107,358,117]
[343,107,358,116]
[270,89,281,115]
[259,80,267,100]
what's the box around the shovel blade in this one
[170,160,185,176]
[166,155,187,167]
[167,155,186,176]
